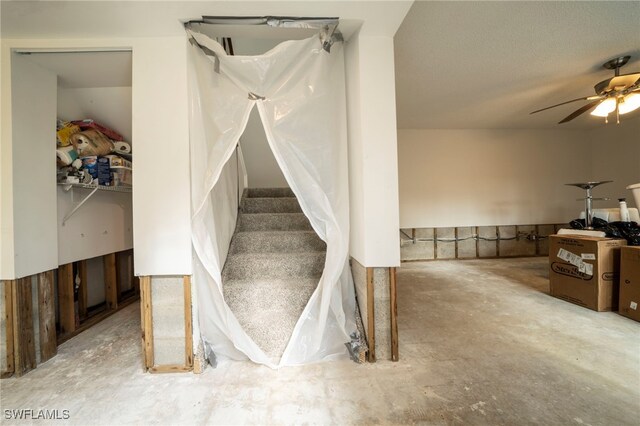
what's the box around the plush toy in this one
[70,129,114,157]
[56,121,80,147]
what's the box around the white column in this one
[345,33,401,267]
[132,38,192,275]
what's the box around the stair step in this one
[230,231,326,254]
[239,213,313,232]
[222,252,326,281]
[223,278,318,357]
[221,188,329,359]
[241,197,302,214]
[247,187,295,198]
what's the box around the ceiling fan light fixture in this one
[619,92,640,114]
[590,98,616,117]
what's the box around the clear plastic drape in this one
[187,29,356,367]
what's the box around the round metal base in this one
[603,56,630,70]
[565,181,612,191]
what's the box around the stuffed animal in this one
[56,121,80,147]
[70,129,114,157]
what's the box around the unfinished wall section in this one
[140,275,193,373]
[400,224,565,262]
[151,276,185,365]
[1,272,57,378]
[351,259,398,362]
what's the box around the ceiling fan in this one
[531,55,640,124]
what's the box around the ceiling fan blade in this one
[558,99,603,124]
[607,73,640,90]
[530,95,599,114]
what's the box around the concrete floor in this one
[1,257,638,425]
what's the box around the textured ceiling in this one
[394,1,640,129]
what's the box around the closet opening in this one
[5,48,135,369]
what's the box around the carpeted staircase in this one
[222,188,327,359]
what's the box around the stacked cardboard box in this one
[619,246,640,322]
[548,235,626,311]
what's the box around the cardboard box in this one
[549,235,626,311]
[619,246,640,322]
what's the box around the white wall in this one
[57,188,133,265]
[1,53,58,279]
[589,117,640,208]
[397,125,639,228]
[239,108,288,188]
[345,32,401,267]
[132,38,191,275]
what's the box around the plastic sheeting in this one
[187,28,357,368]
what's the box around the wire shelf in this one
[58,182,131,224]
[58,182,132,193]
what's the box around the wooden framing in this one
[12,277,36,377]
[3,249,141,377]
[366,267,376,362]
[57,263,76,335]
[77,260,88,320]
[37,271,57,363]
[140,275,194,374]
[140,276,154,370]
[149,364,193,374]
[57,250,139,345]
[2,281,15,377]
[56,296,138,345]
[389,267,399,362]
[103,253,118,311]
[183,276,193,368]
[454,228,459,258]
[433,228,439,259]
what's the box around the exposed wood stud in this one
[140,276,154,370]
[2,281,15,377]
[366,267,376,363]
[454,228,459,259]
[149,364,193,374]
[411,228,416,244]
[131,251,140,296]
[535,225,541,255]
[56,296,138,345]
[496,226,501,257]
[475,226,480,258]
[104,253,118,311]
[77,260,88,320]
[37,271,57,363]
[389,267,399,362]
[13,277,36,377]
[57,263,76,335]
[139,277,146,370]
[183,276,193,368]
[133,276,140,296]
[115,251,128,302]
[434,228,439,259]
